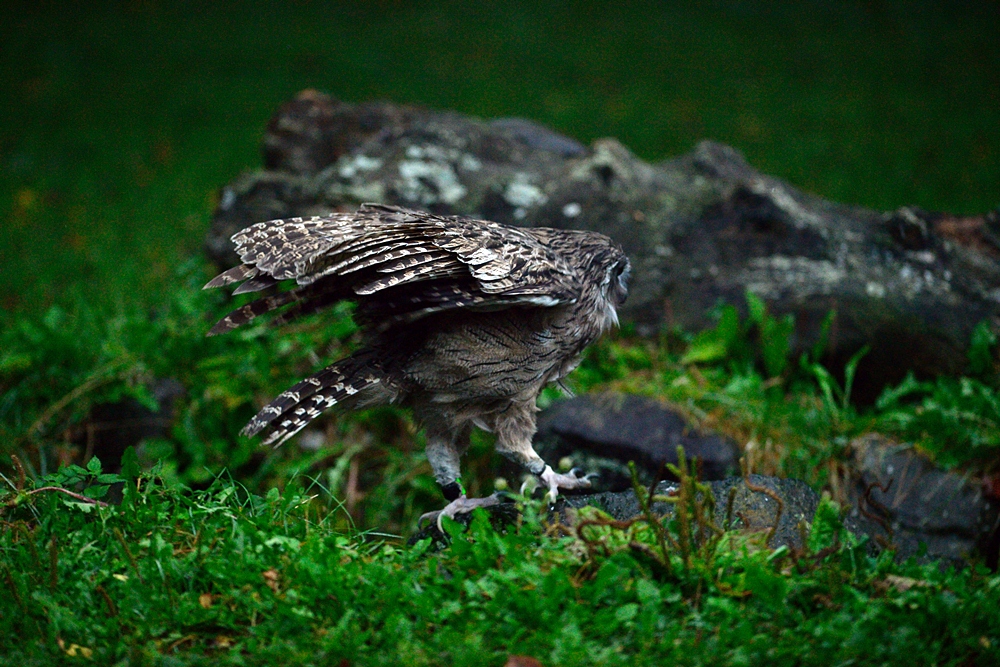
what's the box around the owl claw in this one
[419,494,503,533]
[569,467,599,483]
[540,465,595,504]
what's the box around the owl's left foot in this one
[419,494,503,533]
[539,465,596,504]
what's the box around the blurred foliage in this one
[876,374,1000,470]
[2,1,998,317]
[680,292,798,378]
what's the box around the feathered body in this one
[206,203,630,510]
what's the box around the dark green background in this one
[2,0,998,319]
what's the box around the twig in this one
[114,528,144,583]
[28,360,129,438]
[627,541,673,578]
[859,479,895,543]
[577,517,636,559]
[1,484,111,514]
[49,535,58,592]
[743,475,784,547]
[11,454,26,492]
[2,564,25,612]
[95,584,118,617]
[24,487,109,507]
[630,461,674,574]
[724,486,737,530]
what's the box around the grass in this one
[1,457,998,666]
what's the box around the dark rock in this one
[488,118,587,157]
[531,392,740,491]
[207,91,1000,401]
[77,378,185,472]
[411,434,1000,567]
[208,172,332,268]
[410,474,829,552]
[562,475,823,551]
[844,434,1000,566]
[262,91,425,176]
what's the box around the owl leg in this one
[425,428,467,499]
[419,426,503,532]
[493,402,595,504]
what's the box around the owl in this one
[205,203,630,527]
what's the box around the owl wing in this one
[204,204,581,335]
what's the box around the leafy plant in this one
[680,292,795,379]
[876,373,1000,469]
[968,319,999,377]
[746,292,796,378]
[680,302,744,366]
[4,459,997,665]
[799,345,870,427]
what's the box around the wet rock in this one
[844,434,1000,566]
[207,91,1000,402]
[562,475,824,550]
[531,392,740,492]
[262,91,425,177]
[410,474,828,552]
[412,438,1000,568]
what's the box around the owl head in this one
[607,255,631,307]
[583,240,630,331]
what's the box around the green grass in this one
[1,458,998,666]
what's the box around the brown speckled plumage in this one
[205,203,630,510]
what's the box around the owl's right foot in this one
[539,465,596,504]
[419,494,503,533]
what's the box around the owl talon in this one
[539,464,594,504]
[568,468,599,483]
[419,494,503,533]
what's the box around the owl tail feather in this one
[243,351,395,448]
